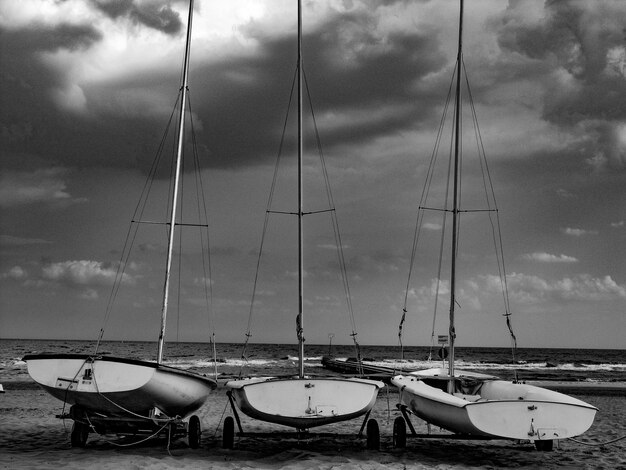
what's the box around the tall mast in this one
[448,0,463,389]
[157,0,194,364]
[297,0,305,379]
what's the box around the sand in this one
[1,383,624,470]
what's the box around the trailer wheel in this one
[188,415,201,449]
[366,419,380,450]
[393,416,407,448]
[535,439,554,451]
[223,416,235,449]
[70,421,89,447]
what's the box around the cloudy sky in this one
[1,0,624,350]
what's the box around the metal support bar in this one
[226,391,244,435]
[397,404,418,436]
[357,409,372,438]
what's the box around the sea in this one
[1,338,625,387]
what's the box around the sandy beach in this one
[1,383,624,470]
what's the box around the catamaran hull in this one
[392,375,597,441]
[226,377,383,429]
[23,354,216,418]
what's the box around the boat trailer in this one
[59,404,202,449]
[221,390,381,450]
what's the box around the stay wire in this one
[399,61,457,359]
[96,93,181,355]
[430,63,459,360]
[462,58,517,357]
[303,69,361,362]
[188,93,219,377]
[238,65,298,377]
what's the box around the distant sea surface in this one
[1,339,624,386]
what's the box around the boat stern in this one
[226,377,383,429]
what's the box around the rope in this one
[84,412,173,448]
[213,400,231,438]
[399,63,457,361]
[187,92,219,376]
[302,67,363,362]
[237,65,298,377]
[94,96,180,354]
[462,57,518,359]
[567,435,626,446]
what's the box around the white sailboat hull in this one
[226,377,384,429]
[24,354,216,418]
[392,373,597,441]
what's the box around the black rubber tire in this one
[393,416,407,448]
[366,419,380,450]
[70,421,89,447]
[223,416,235,449]
[188,415,201,449]
[535,439,554,451]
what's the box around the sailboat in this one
[23,0,216,448]
[391,0,597,451]
[224,0,383,443]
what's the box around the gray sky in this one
[1,0,624,349]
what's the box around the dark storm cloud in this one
[495,0,626,170]
[92,0,183,35]
[300,13,448,145]
[0,21,102,170]
[13,22,102,52]
[182,9,447,168]
[2,4,449,174]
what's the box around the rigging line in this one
[302,69,363,368]
[399,61,457,356]
[238,65,299,373]
[462,58,517,355]
[188,92,216,349]
[96,94,181,354]
[156,85,184,357]
[303,68,359,347]
[267,210,299,215]
[430,65,459,358]
[567,435,626,446]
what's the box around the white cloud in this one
[79,288,99,300]
[407,278,450,302]
[51,82,88,113]
[0,168,86,207]
[3,265,28,280]
[410,272,626,308]
[193,276,214,287]
[2,260,134,301]
[522,252,578,263]
[556,188,575,199]
[507,272,626,303]
[41,260,125,286]
[561,227,599,237]
[423,223,442,231]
